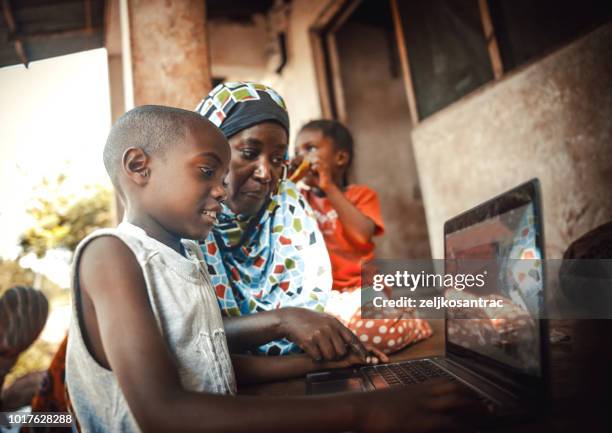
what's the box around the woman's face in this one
[226,121,288,216]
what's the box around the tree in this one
[0,259,63,300]
[19,175,113,259]
[1,175,112,382]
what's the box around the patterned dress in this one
[202,181,332,355]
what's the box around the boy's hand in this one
[280,307,368,362]
[357,379,488,433]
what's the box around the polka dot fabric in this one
[325,289,433,354]
[347,307,433,354]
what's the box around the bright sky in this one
[0,48,112,263]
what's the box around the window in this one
[489,0,612,71]
[393,0,612,121]
[397,0,493,119]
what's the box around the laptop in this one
[306,179,550,416]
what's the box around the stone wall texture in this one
[412,24,612,259]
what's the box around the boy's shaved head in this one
[103,105,207,191]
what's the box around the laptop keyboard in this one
[364,359,454,386]
[364,360,501,413]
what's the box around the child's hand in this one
[356,379,488,433]
[287,155,304,178]
[310,156,334,192]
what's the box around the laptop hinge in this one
[436,357,521,400]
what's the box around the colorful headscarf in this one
[196,82,332,355]
[196,81,289,139]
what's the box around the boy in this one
[294,120,432,353]
[66,106,478,432]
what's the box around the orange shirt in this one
[302,185,385,291]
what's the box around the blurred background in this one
[1,0,611,379]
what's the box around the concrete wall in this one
[412,24,612,259]
[209,16,268,80]
[335,21,431,259]
[269,0,329,145]
[207,0,331,145]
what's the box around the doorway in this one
[311,0,431,259]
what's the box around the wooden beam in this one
[2,0,29,67]
[309,0,366,122]
[325,32,347,124]
[326,0,361,34]
[309,29,334,118]
[84,0,93,30]
[312,0,349,31]
[478,0,503,79]
[390,0,418,125]
[8,27,101,42]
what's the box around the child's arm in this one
[231,346,389,387]
[222,307,367,361]
[79,236,479,433]
[311,158,376,245]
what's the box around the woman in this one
[196,82,361,358]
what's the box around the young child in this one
[65,106,476,433]
[294,120,432,354]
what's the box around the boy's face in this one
[295,128,340,189]
[143,121,230,241]
[226,122,288,217]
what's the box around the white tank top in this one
[66,222,236,433]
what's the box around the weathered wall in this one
[206,0,331,145]
[128,0,211,109]
[208,17,268,80]
[336,21,430,259]
[412,24,612,259]
[260,0,331,147]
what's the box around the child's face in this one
[295,128,340,189]
[225,122,288,216]
[143,122,230,241]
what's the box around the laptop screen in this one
[444,181,544,378]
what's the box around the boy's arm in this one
[310,158,377,245]
[231,347,389,387]
[80,236,357,433]
[323,184,376,245]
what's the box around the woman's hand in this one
[280,307,368,362]
[322,344,389,370]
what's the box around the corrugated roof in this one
[0,0,105,68]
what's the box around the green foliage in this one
[18,175,113,258]
[0,259,35,296]
[4,339,57,387]
[1,175,112,383]
[0,259,63,298]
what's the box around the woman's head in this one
[295,119,353,188]
[196,82,290,216]
[225,121,287,216]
